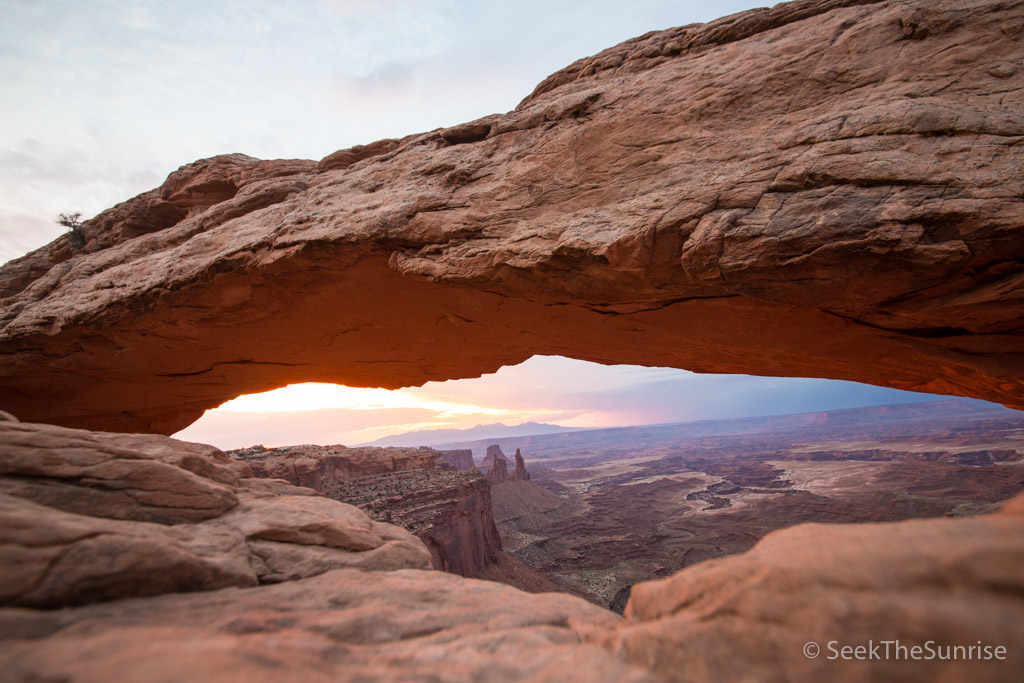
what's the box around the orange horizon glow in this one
[172,356,950,451]
[173,356,642,449]
[184,380,580,446]
[215,383,516,417]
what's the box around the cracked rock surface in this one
[1,415,1022,681]
[0,418,432,608]
[0,0,1022,434]
[0,416,647,681]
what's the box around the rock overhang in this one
[0,0,1021,434]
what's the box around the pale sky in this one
[173,357,948,449]
[2,1,959,449]
[0,0,761,261]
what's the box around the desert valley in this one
[2,0,1024,680]
[223,399,1024,614]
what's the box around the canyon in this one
[226,442,556,591]
[483,399,1024,610]
[2,0,1024,680]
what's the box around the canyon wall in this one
[1,0,1022,434]
[232,444,504,578]
[436,448,476,472]
[230,443,442,488]
[3,414,1022,680]
[0,416,643,681]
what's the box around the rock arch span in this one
[1,0,1022,434]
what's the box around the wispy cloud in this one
[2,0,769,264]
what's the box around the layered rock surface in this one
[487,399,1024,611]
[1,0,1023,434]
[514,449,531,481]
[0,417,633,680]
[0,417,432,609]
[2,416,1022,681]
[611,502,1024,681]
[230,443,445,490]
[480,444,510,472]
[231,443,506,579]
[482,445,536,484]
[437,448,476,472]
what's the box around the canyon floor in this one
[478,400,1024,611]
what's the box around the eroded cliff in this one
[231,444,505,578]
[0,416,640,680]
[2,414,1022,680]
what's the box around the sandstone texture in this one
[1,0,1023,434]
[1,567,643,683]
[2,416,1023,681]
[0,418,431,609]
[480,444,510,472]
[437,448,476,472]
[487,457,511,485]
[514,448,532,481]
[484,444,535,485]
[232,443,506,579]
[0,418,639,681]
[3,0,1024,680]
[230,443,444,490]
[610,503,1024,681]
[487,399,1024,612]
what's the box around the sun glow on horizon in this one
[173,358,616,449]
[216,382,513,417]
[172,356,949,451]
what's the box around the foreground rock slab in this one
[0,417,645,681]
[0,569,645,683]
[0,418,431,608]
[1,418,1023,681]
[610,497,1024,681]
[232,443,507,579]
[1,0,1023,434]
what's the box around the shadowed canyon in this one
[472,400,1024,611]
[2,0,1024,680]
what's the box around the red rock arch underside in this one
[1,0,1022,434]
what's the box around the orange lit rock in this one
[0,567,646,682]
[234,444,506,580]
[1,0,1023,679]
[1,0,1022,434]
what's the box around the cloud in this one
[552,372,949,427]
[404,356,952,429]
[2,1,777,264]
[216,382,514,417]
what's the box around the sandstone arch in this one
[3,1,1024,680]
[1,0,1022,434]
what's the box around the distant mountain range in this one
[358,398,1017,453]
[431,398,1017,459]
[357,421,590,448]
